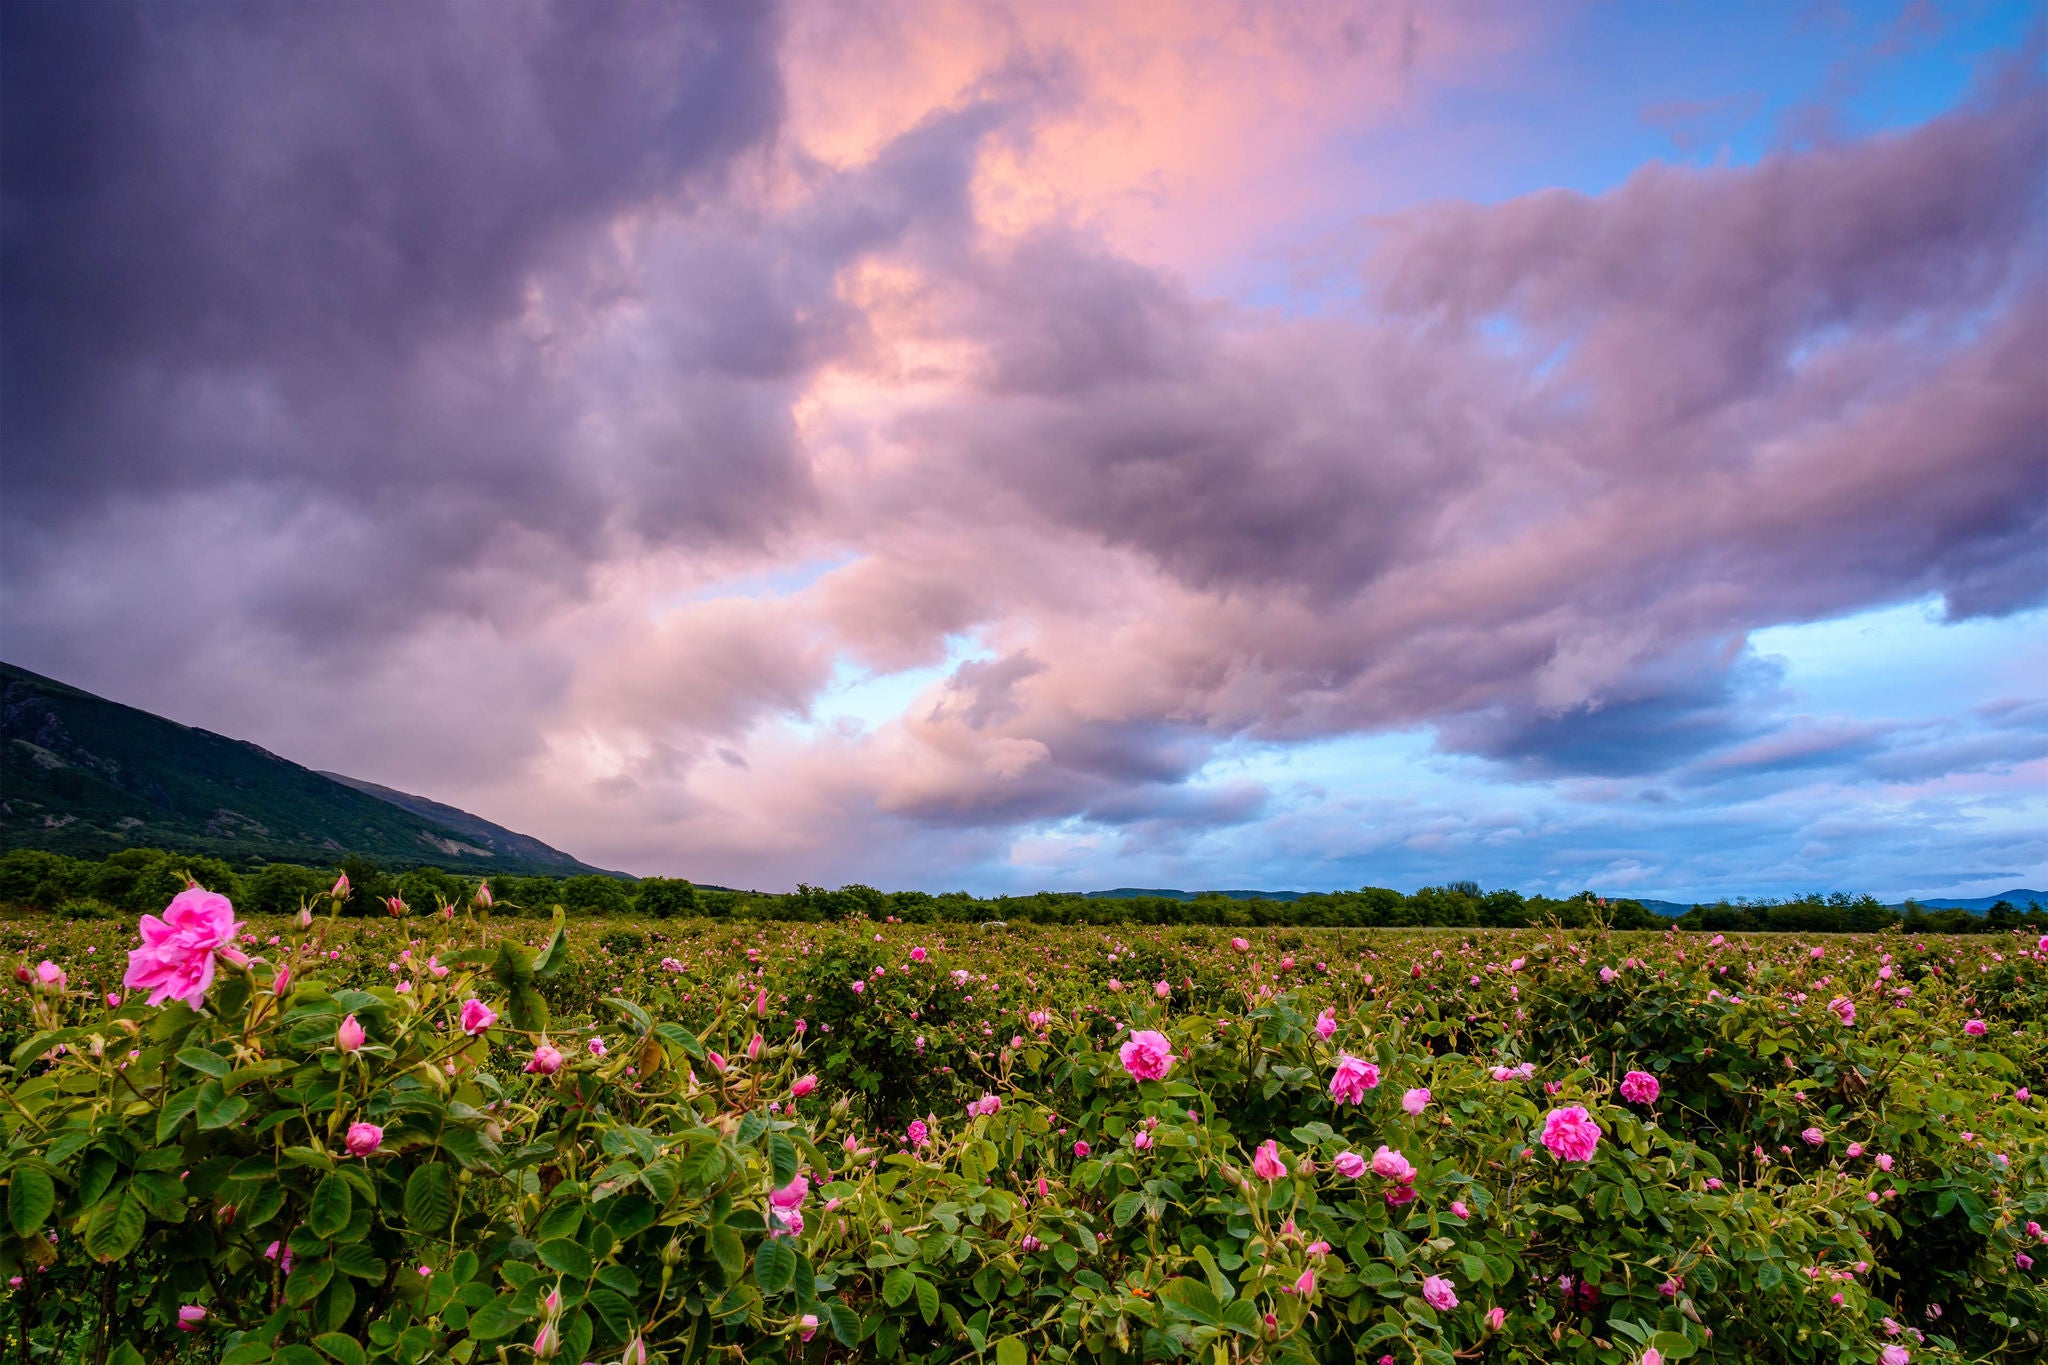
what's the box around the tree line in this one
[1,847,2038,932]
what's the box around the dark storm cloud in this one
[2,0,791,637]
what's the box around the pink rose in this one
[1829,996,1856,1025]
[1119,1029,1176,1082]
[35,960,65,989]
[790,1073,818,1099]
[770,1175,809,1211]
[1332,1150,1367,1178]
[1619,1070,1660,1104]
[336,1014,367,1053]
[1314,1008,1337,1040]
[910,947,926,962]
[1072,1140,1091,1158]
[1370,1146,1415,1182]
[524,1042,564,1075]
[124,888,243,1008]
[345,1122,383,1157]
[1540,1105,1601,1163]
[1881,1347,1910,1365]
[1450,1199,1471,1219]
[1421,1275,1458,1311]
[1402,1087,1430,1114]
[1231,937,1250,952]
[177,1305,207,1332]
[1291,1268,1315,1296]
[1485,1306,1505,1330]
[1964,1019,1987,1037]
[459,998,497,1036]
[1328,1053,1380,1105]
[1252,1140,1288,1182]
[589,1036,607,1057]
[1801,1126,1825,1147]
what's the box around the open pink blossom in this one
[524,1042,564,1075]
[1119,1029,1176,1081]
[345,1122,383,1157]
[1231,937,1250,952]
[1540,1105,1602,1162]
[1328,1053,1380,1105]
[1402,1087,1430,1114]
[770,1175,809,1211]
[1421,1275,1458,1310]
[1371,1146,1415,1182]
[1829,996,1856,1025]
[459,998,496,1036]
[1332,1151,1367,1178]
[1314,1008,1337,1040]
[1881,1347,1910,1365]
[1963,1019,1987,1036]
[124,888,243,1008]
[1619,1071,1660,1104]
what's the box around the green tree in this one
[559,873,634,916]
[634,876,699,919]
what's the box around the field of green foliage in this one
[3,888,2045,1365]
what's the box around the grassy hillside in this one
[0,660,605,875]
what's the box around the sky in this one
[3,0,2044,902]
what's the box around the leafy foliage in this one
[2,900,2044,1363]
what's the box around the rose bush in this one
[0,895,2043,1363]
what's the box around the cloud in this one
[1,3,2042,895]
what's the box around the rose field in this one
[2,891,2045,1365]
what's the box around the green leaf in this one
[829,1302,861,1347]
[914,1276,939,1325]
[586,1286,633,1343]
[308,1174,352,1239]
[536,1202,583,1241]
[531,908,570,979]
[154,1086,205,1143]
[882,1267,916,1307]
[404,1162,452,1232]
[332,1243,386,1281]
[272,1347,328,1365]
[995,1337,1028,1365]
[755,1235,795,1295]
[8,1165,55,1237]
[467,1293,527,1340]
[1220,1300,1264,1338]
[1159,1278,1222,1324]
[284,1259,335,1308]
[195,1079,249,1131]
[176,1047,232,1078]
[1649,1332,1698,1360]
[313,1334,367,1365]
[84,1192,145,1262]
[711,1224,745,1277]
[768,1133,799,1186]
[107,1344,146,1365]
[538,1237,594,1279]
[507,983,549,1033]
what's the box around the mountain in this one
[1086,887,1308,902]
[0,660,611,875]
[1898,889,2045,912]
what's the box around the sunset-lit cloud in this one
[3,0,2042,900]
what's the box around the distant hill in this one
[1087,887,1308,902]
[0,660,611,875]
[1898,889,2045,913]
